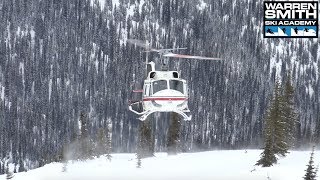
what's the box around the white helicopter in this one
[128,39,221,121]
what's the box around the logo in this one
[264,1,318,38]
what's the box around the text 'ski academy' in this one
[264,1,318,38]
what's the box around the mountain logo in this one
[264,1,318,38]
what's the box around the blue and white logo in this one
[264,1,318,38]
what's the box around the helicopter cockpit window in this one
[169,80,184,94]
[152,80,168,94]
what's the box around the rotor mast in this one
[127,38,222,72]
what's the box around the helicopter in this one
[128,39,221,121]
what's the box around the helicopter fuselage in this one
[127,39,221,121]
[129,70,192,121]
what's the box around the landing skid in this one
[129,103,192,121]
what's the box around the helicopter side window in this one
[169,80,184,94]
[144,84,150,97]
[152,80,168,94]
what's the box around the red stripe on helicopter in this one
[143,97,187,101]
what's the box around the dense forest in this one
[0,0,319,173]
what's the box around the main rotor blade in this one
[163,53,222,60]
[159,47,187,51]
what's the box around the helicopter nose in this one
[153,97,186,107]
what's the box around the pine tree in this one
[136,119,154,159]
[272,81,288,156]
[2,163,5,174]
[6,167,14,180]
[79,112,93,160]
[136,153,142,168]
[18,159,25,172]
[96,128,108,157]
[6,172,14,180]
[0,163,2,175]
[257,80,288,167]
[314,117,320,144]
[256,135,277,167]
[167,112,181,155]
[304,146,317,180]
[281,72,297,147]
[256,97,278,167]
[106,120,112,161]
[62,161,67,172]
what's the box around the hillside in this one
[1,150,319,180]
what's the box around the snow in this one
[48,79,52,102]
[0,85,4,101]
[291,28,317,37]
[90,0,120,9]
[197,0,207,10]
[223,15,229,22]
[306,84,314,97]
[277,27,288,36]
[1,150,319,180]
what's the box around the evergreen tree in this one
[256,135,277,167]
[18,159,25,172]
[272,81,288,156]
[79,112,93,160]
[96,128,108,157]
[257,80,287,167]
[314,117,320,144]
[66,132,81,160]
[136,153,142,168]
[136,119,154,159]
[0,163,2,175]
[304,146,317,180]
[167,113,181,155]
[6,167,14,180]
[62,161,67,172]
[2,163,5,174]
[6,172,14,180]
[106,120,112,161]
[281,72,297,147]
[256,95,278,167]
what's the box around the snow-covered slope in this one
[1,150,318,180]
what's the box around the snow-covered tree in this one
[6,166,14,180]
[79,112,94,160]
[281,72,297,147]
[256,98,278,167]
[167,112,181,155]
[137,119,154,159]
[18,159,25,172]
[62,161,67,172]
[136,153,142,168]
[304,146,317,180]
[257,80,290,166]
[272,81,288,156]
[96,128,108,157]
[106,120,112,161]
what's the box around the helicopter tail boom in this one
[163,53,222,60]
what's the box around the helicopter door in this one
[184,82,188,96]
[144,84,150,97]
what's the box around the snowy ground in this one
[1,150,319,180]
